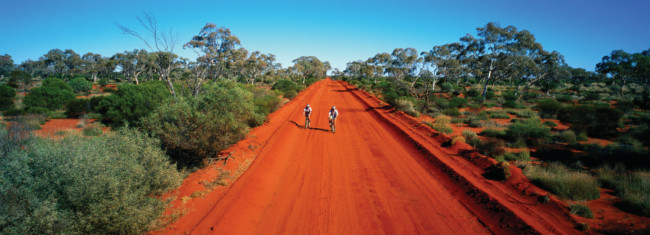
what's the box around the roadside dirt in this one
[155,79,581,234]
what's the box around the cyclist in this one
[303,104,312,129]
[328,106,339,133]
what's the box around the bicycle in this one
[305,116,311,129]
[329,118,336,133]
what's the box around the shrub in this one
[65,98,91,118]
[98,78,108,87]
[272,79,301,96]
[433,98,450,109]
[536,98,563,118]
[583,92,601,101]
[395,98,420,117]
[542,120,557,127]
[449,97,468,108]
[557,104,623,138]
[442,107,461,117]
[465,115,483,127]
[555,130,577,145]
[0,128,182,234]
[439,83,453,93]
[0,84,16,110]
[283,89,297,99]
[502,100,521,108]
[488,111,510,119]
[82,126,103,136]
[556,94,574,103]
[23,78,75,111]
[96,81,171,127]
[68,77,92,93]
[248,85,283,120]
[597,168,650,216]
[432,115,453,134]
[522,163,600,200]
[3,108,24,116]
[143,82,263,166]
[505,118,551,145]
[503,91,517,101]
[504,150,530,161]
[465,88,481,98]
[480,128,505,138]
[569,204,594,219]
[477,138,506,157]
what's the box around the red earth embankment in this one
[156,79,580,234]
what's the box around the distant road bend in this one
[160,79,579,235]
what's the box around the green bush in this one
[3,108,24,116]
[98,78,108,87]
[272,79,301,95]
[396,98,419,117]
[82,126,103,136]
[555,130,577,145]
[96,81,171,127]
[439,83,453,93]
[569,204,594,219]
[23,78,75,111]
[542,120,557,127]
[248,85,283,121]
[488,111,510,119]
[0,128,182,234]
[0,84,16,110]
[505,118,551,145]
[503,91,517,101]
[480,128,505,138]
[465,88,481,98]
[503,150,530,161]
[68,77,92,93]
[283,90,297,99]
[556,94,574,103]
[558,104,623,138]
[477,138,506,157]
[522,163,600,200]
[433,98,450,109]
[536,98,563,118]
[442,107,461,117]
[65,98,91,118]
[502,100,521,108]
[143,82,263,166]
[598,167,650,216]
[448,97,468,108]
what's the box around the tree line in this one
[340,22,649,103]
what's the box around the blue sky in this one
[1,0,649,72]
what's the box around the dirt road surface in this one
[158,79,580,234]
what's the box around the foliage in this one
[23,78,75,111]
[479,128,505,138]
[503,150,530,161]
[431,115,453,134]
[522,163,600,200]
[477,138,506,157]
[505,118,551,145]
[395,98,419,117]
[0,84,16,110]
[442,107,461,117]
[143,82,265,166]
[502,100,521,108]
[556,94,574,103]
[82,126,103,136]
[536,98,563,118]
[569,204,594,219]
[272,79,301,98]
[0,128,182,234]
[597,167,650,216]
[557,104,623,138]
[68,77,92,93]
[96,81,171,126]
[542,120,557,127]
[488,111,510,119]
[448,97,467,108]
[554,130,577,145]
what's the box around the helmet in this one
[332,106,336,109]
[306,104,310,107]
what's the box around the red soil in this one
[34,119,107,137]
[155,79,581,234]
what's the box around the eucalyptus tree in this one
[19,59,47,78]
[82,52,102,82]
[387,48,420,82]
[184,23,242,95]
[596,50,634,97]
[118,12,179,97]
[43,49,67,76]
[370,52,391,83]
[421,43,463,91]
[474,22,519,100]
[291,56,329,84]
[243,51,276,84]
[63,49,82,77]
[0,54,14,78]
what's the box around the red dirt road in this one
[160,79,580,234]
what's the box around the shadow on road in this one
[289,121,333,133]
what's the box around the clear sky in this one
[1,0,649,72]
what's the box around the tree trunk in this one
[482,60,494,102]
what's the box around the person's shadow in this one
[289,121,332,133]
